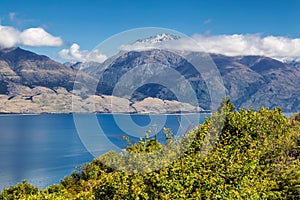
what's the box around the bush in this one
[1,100,300,199]
[0,180,38,200]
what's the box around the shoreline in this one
[0,110,213,115]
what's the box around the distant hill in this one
[0,47,202,113]
[0,45,299,113]
[0,47,76,93]
[79,49,300,112]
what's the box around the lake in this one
[0,113,209,191]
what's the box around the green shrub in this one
[0,180,38,200]
[1,100,300,199]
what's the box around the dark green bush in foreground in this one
[1,100,300,199]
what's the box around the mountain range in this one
[0,35,299,113]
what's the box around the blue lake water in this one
[0,113,209,191]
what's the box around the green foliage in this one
[0,180,38,200]
[1,100,300,199]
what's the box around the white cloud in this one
[192,34,300,61]
[0,25,63,48]
[120,33,300,61]
[58,43,107,63]
[120,42,159,52]
[20,28,63,47]
[0,25,19,48]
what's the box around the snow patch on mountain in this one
[119,33,182,51]
[135,33,181,44]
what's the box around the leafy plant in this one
[1,100,300,199]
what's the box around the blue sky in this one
[0,0,300,62]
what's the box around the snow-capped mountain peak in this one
[135,33,180,45]
[119,33,181,52]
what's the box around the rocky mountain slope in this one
[213,54,300,111]
[0,47,202,113]
[0,47,76,93]
[0,43,299,113]
[80,49,300,112]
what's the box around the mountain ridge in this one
[0,46,299,113]
[85,48,299,112]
